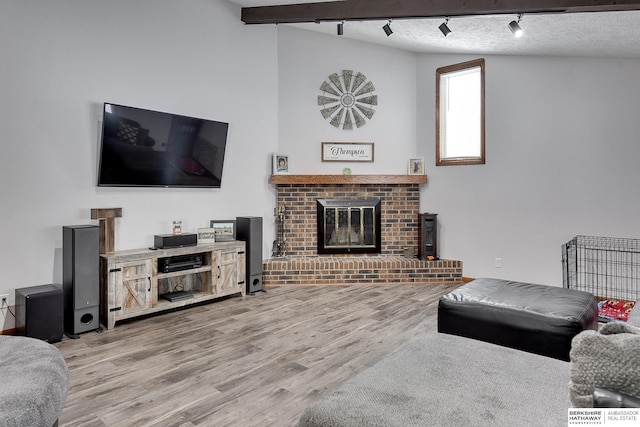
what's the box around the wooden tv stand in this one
[99,241,246,329]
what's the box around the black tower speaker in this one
[15,284,63,343]
[236,216,263,294]
[418,213,438,260]
[63,225,100,336]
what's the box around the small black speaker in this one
[236,216,263,294]
[418,213,438,260]
[15,284,63,343]
[63,225,100,336]
[153,233,198,249]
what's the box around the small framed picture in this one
[197,228,216,244]
[408,157,425,175]
[273,154,289,174]
[209,220,236,241]
[273,154,289,175]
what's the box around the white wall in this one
[4,3,640,331]
[278,28,640,288]
[418,54,640,286]
[277,26,417,174]
[0,0,278,330]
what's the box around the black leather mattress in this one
[438,278,598,361]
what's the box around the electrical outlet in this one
[494,258,502,268]
[0,293,8,306]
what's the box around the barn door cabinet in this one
[100,241,246,329]
[213,247,246,296]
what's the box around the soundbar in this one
[158,254,203,273]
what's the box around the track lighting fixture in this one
[337,21,344,36]
[509,14,524,38]
[439,17,451,37]
[383,20,393,37]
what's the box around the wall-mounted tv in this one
[98,103,229,188]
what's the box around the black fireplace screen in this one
[317,198,381,254]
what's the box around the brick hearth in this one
[263,175,463,285]
[264,256,462,285]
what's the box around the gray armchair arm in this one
[593,387,640,408]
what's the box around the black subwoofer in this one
[63,225,100,335]
[236,216,263,294]
[15,284,63,343]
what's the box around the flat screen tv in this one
[98,103,229,188]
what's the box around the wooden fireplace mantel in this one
[269,174,427,185]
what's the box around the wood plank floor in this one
[55,283,460,427]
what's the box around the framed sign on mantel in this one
[321,142,374,162]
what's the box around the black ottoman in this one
[438,278,598,361]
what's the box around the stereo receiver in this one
[158,253,203,273]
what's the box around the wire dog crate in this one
[562,235,640,302]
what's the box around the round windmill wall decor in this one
[318,70,378,130]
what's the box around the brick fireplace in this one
[263,175,462,285]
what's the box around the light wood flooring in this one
[55,283,460,427]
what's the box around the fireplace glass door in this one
[317,198,381,254]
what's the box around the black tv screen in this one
[98,103,229,188]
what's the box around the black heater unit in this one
[418,213,438,260]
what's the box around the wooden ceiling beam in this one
[241,0,640,24]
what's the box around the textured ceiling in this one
[229,0,640,58]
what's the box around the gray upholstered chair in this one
[0,336,69,427]
[569,302,640,408]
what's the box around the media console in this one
[99,241,245,329]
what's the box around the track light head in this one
[337,21,344,36]
[439,17,451,37]
[509,14,524,38]
[509,20,523,37]
[383,20,393,37]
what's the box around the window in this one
[436,58,485,166]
